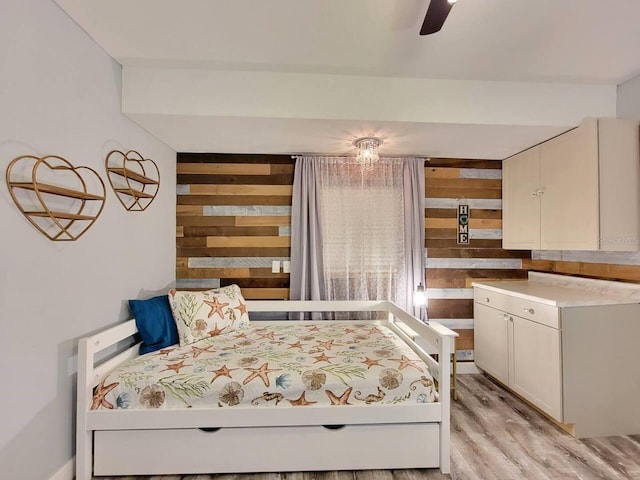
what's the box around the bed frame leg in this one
[76,430,92,480]
[440,423,451,474]
[438,334,453,475]
[76,337,93,480]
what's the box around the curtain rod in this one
[290,155,430,160]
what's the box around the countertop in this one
[471,278,640,307]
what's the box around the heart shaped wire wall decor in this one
[105,150,160,211]
[6,155,106,241]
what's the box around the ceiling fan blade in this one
[420,0,455,35]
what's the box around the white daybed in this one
[76,300,457,479]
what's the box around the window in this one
[318,158,406,305]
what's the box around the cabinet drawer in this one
[474,288,511,312]
[474,288,559,329]
[509,296,559,329]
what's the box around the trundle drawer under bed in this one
[94,423,440,476]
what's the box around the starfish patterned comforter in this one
[91,322,438,411]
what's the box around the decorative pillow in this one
[168,284,250,346]
[129,295,179,354]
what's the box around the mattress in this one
[91,322,438,411]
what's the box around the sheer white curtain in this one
[317,157,407,306]
[290,156,425,316]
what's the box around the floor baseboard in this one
[456,362,480,375]
[50,458,74,480]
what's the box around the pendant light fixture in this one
[353,137,382,170]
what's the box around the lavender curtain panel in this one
[402,158,426,315]
[289,156,326,305]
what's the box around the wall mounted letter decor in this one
[6,155,106,241]
[457,203,470,244]
[105,150,160,211]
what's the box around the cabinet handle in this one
[523,307,535,315]
[482,297,490,303]
[503,314,509,321]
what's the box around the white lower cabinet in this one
[473,274,640,438]
[509,315,562,421]
[473,303,509,386]
[474,299,562,421]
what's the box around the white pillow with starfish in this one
[168,284,250,346]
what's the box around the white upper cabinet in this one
[502,118,640,251]
[539,120,600,250]
[502,146,541,249]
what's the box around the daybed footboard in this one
[77,301,457,479]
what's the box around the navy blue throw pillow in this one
[129,295,179,354]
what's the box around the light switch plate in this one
[271,260,280,273]
[282,260,291,273]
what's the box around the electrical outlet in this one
[282,260,290,273]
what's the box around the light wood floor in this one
[95,374,640,480]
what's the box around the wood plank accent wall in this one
[424,158,529,360]
[176,153,293,299]
[526,251,640,283]
[176,154,534,361]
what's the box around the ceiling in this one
[54,0,640,159]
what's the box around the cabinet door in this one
[509,315,563,421]
[502,147,541,249]
[539,120,599,250]
[597,118,640,252]
[473,303,509,385]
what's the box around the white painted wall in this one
[0,1,176,478]
[617,74,640,118]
